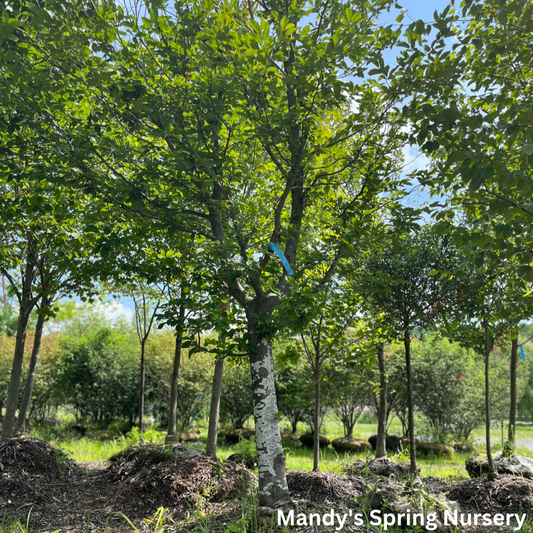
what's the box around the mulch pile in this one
[343,457,412,479]
[105,445,256,518]
[0,438,79,512]
[446,474,533,515]
[287,470,365,506]
[5,439,533,532]
[1,439,256,532]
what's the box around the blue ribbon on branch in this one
[268,242,294,276]
[520,345,526,360]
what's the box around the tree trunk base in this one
[165,434,179,445]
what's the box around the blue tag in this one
[268,242,294,276]
[521,345,526,360]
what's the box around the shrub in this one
[220,362,254,429]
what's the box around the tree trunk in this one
[483,320,496,476]
[248,321,289,507]
[375,342,388,459]
[1,305,32,440]
[404,330,418,478]
[166,328,183,442]
[291,418,298,434]
[506,337,518,456]
[138,339,146,438]
[313,356,321,472]
[206,357,224,456]
[15,300,49,436]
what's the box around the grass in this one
[23,412,533,486]
[25,414,483,480]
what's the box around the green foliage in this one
[402,0,533,270]
[323,354,373,438]
[220,362,254,430]
[0,302,18,337]
[56,322,139,425]
[359,226,460,337]
[412,334,479,442]
[274,340,314,434]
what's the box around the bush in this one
[220,362,254,429]
[56,322,139,425]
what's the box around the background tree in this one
[323,351,372,439]
[359,226,459,479]
[219,362,254,430]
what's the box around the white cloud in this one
[402,144,431,174]
[97,300,134,321]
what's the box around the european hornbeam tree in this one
[1,0,423,506]
[294,280,361,471]
[447,256,531,470]
[0,179,100,439]
[401,0,533,273]
[358,226,460,479]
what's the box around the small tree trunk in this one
[206,357,224,456]
[248,321,289,507]
[347,424,354,438]
[483,320,496,476]
[313,357,321,472]
[404,330,418,479]
[15,299,49,436]
[506,337,518,456]
[376,342,388,459]
[2,303,33,440]
[138,339,146,438]
[291,418,298,434]
[166,327,183,442]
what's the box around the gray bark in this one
[2,253,39,440]
[248,321,289,507]
[166,327,183,439]
[313,358,320,471]
[483,320,495,475]
[15,297,49,436]
[375,342,387,459]
[404,330,418,478]
[506,337,518,455]
[2,305,32,440]
[138,340,146,436]
[206,357,224,456]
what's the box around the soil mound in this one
[344,457,412,479]
[0,438,79,512]
[287,470,364,506]
[0,437,78,479]
[105,446,257,518]
[446,475,533,515]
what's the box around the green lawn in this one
[29,413,531,481]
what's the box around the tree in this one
[57,317,139,425]
[274,350,312,435]
[402,1,533,272]
[130,286,161,437]
[2,0,419,505]
[0,179,101,438]
[359,226,459,479]
[323,352,372,439]
[220,362,254,430]
[296,280,361,471]
[412,334,478,443]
